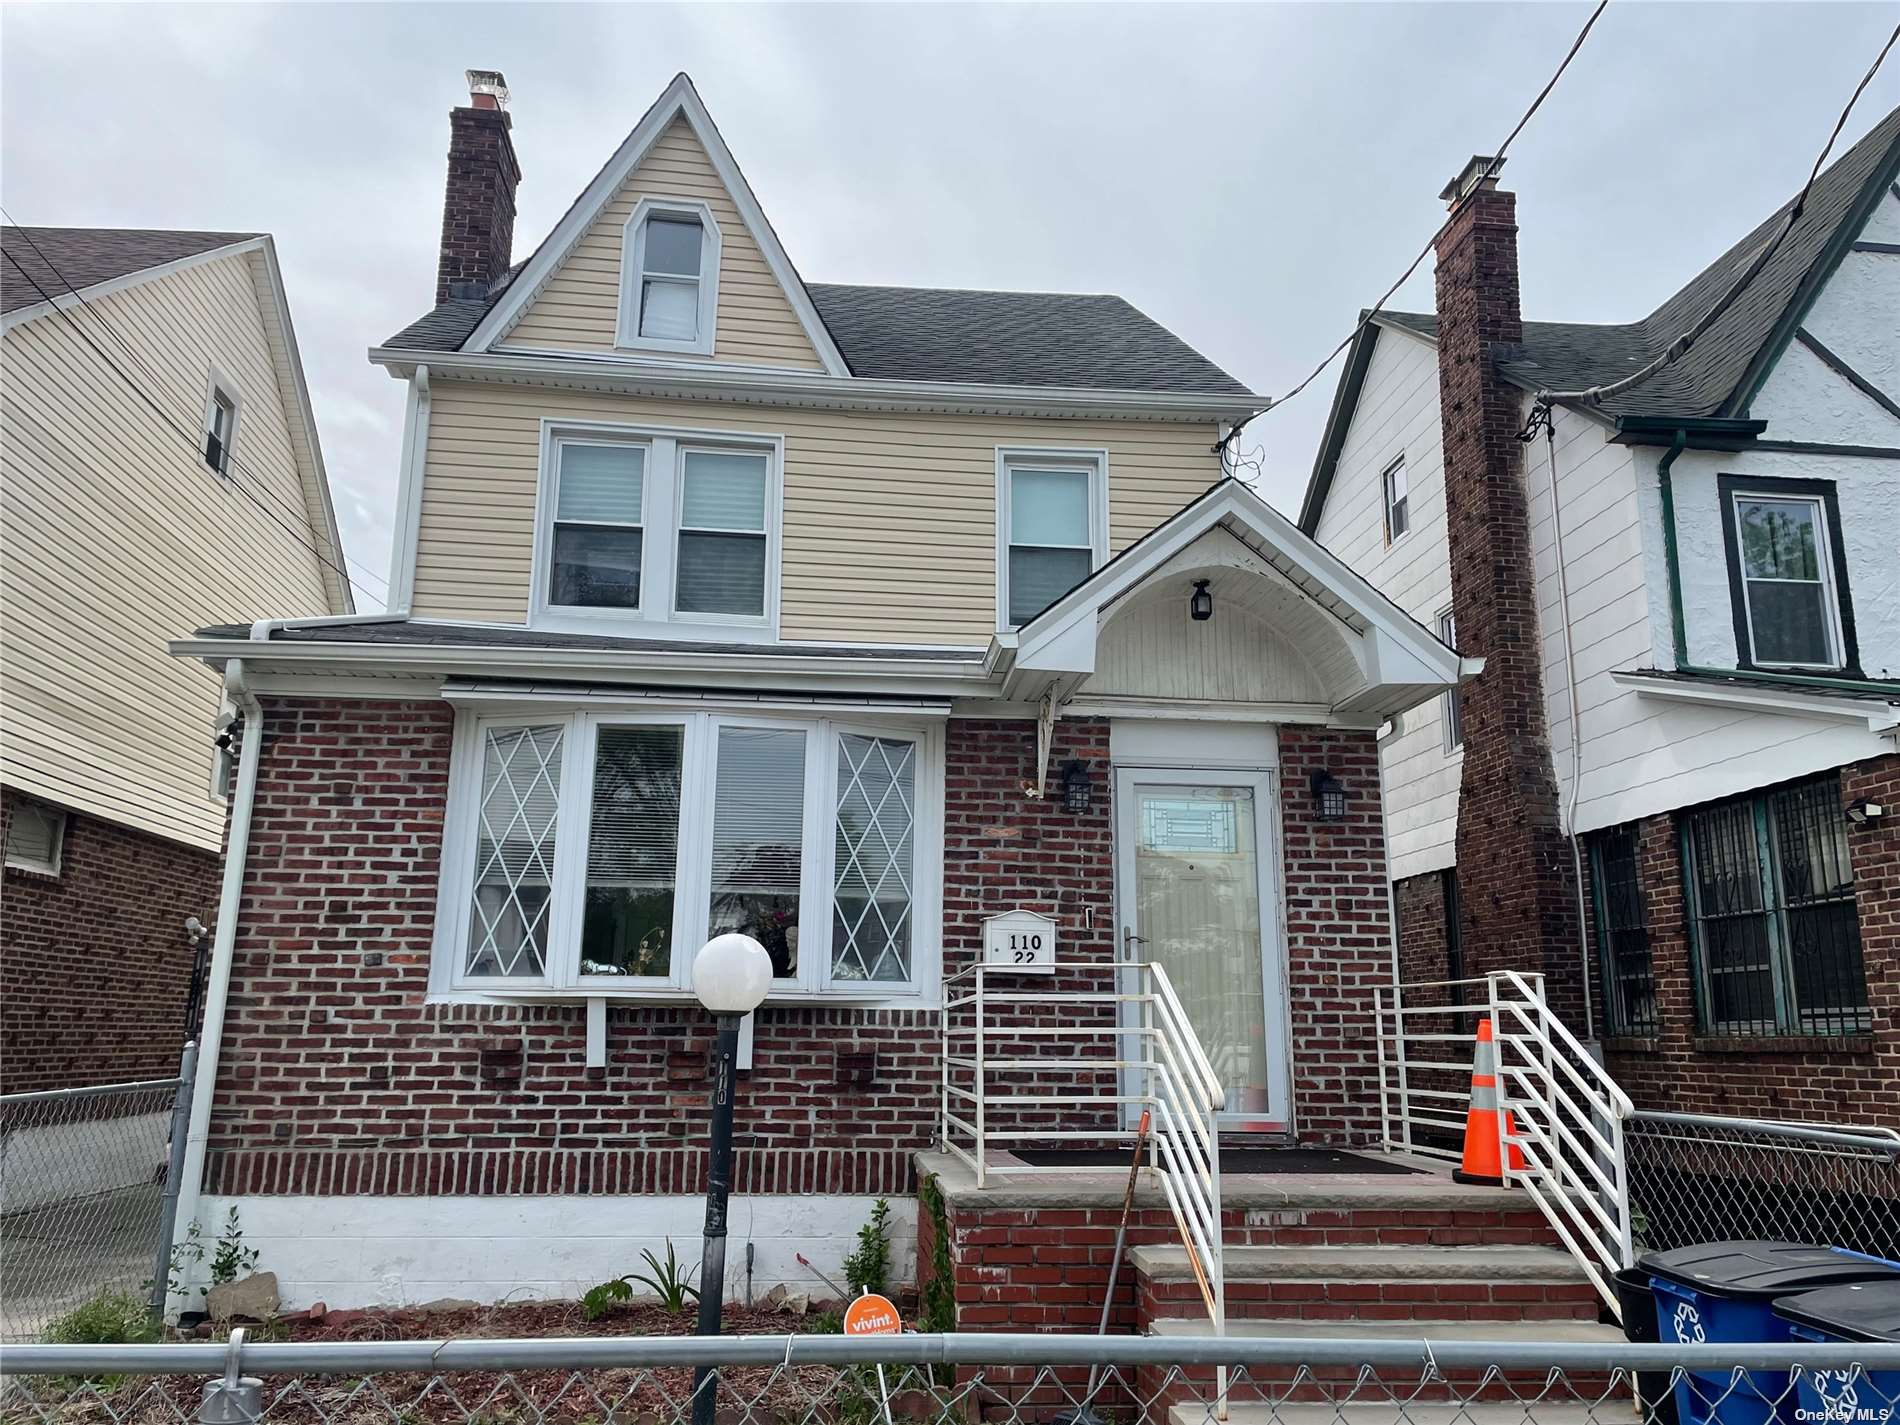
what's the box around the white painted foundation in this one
[198,1194,917,1310]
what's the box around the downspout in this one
[1655,428,1690,669]
[169,657,265,1311]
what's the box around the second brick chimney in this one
[436,69,521,304]
[1431,157,1585,1022]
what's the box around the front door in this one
[1115,768,1289,1132]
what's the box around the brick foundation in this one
[1,791,214,1093]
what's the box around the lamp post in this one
[690,932,773,1425]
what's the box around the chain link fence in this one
[1626,1110,1900,1259]
[1,1051,193,1342]
[6,1331,1900,1425]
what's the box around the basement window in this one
[617,199,721,356]
[5,798,66,875]
[435,706,942,1002]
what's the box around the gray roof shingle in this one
[1,226,258,315]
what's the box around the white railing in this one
[941,960,1228,1337]
[1374,971,1635,1317]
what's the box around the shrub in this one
[42,1289,158,1347]
[843,1198,892,1299]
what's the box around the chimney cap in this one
[466,69,509,110]
[1440,155,1504,207]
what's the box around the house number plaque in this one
[981,910,1058,973]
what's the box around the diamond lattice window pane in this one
[832,733,917,982]
[467,724,565,978]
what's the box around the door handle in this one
[1121,928,1146,963]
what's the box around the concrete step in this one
[1132,1244,1591,1283]
[1145,1317,1626,1344]
[1168,1405,1619,1425]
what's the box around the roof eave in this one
[1297,322,1381,535]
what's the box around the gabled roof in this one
[0,226,258,316]
[379,74,1255,400]
[1299,103,1900,533]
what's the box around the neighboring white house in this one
[1300,107,1899,1111]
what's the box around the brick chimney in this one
[435,69,521,304]
[1431,156,1584,1021]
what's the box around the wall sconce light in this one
[1845,798,1885,825]
[1189,579,1214,622]
[1310,769,1347,822]
[1061,759,1094,814]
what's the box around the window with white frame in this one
[1437,608,1463,751]
[534,422,779,636]
[202,374,240,476]
[5,797,66,875]
[617,199,721,355]
[1719,476,1856,673]
[1382,457,1409,543]
[998,449,1106,627]
[438,708,938,998]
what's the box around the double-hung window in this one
[439,707,939,1000]
[1682,773,1867,1037]
[1382,457,1409,543]
[201,372,240,476]
[1718,476,1857,673]
[998,449,1106,628]
[617,199,721,355]
[1588,824,1658,1036]
[1437,609,1463,751]
[535,422,779,637]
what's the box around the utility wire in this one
[1526,14,1900,419]
[1215,0,1610,461]
[0,224,387,602]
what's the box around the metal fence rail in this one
[1626,1108,1900,1259]
[8,1332,1900,1425]
[0,1048,194,1343]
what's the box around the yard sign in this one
[981,910,1057,973]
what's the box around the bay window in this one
[533,420,780,638]
[436,707,940,1000]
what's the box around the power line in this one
[0,222,387,602]
[1216,0,1610,461]
[1526,14,1900,419]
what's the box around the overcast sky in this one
[4,2,1896,613]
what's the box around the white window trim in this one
[5,798,66,875]
[616,197,722,357]
[1437,607,1463,754]
[530,417,783,642]
[995,445,1110,631]
[1730,490,1847,672]
[1382,456,1409,545]
[200,367,242,477]
[428,702,945,1009]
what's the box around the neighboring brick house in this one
[0,226,352,1094]
[165,70,1472,1309]
[1300,109,1900,1120]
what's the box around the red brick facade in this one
[201,699,1404,1193]
[436,97,520,302]
[1598,751,1900,1117]
[1432,172,1582,1018]
[1,790,215,1093]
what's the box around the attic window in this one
[201,373,240,476]
[618,199,721,356]
[1382,457,1409,543]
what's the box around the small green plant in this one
[843,1198,892,1299]
[916,1175,957,1336]
[39,1288,159,1390]
[629,1240,700,1313]
[208,1205,260,1286]
[580,1276,633,1321]
[147,1217,206,1301]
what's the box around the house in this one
[159,70,1493,1311]
[1,226,352,1095]
[1299,109,1900,1121]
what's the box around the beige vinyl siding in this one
[505,119,824,370]
[411,380,1223,644]
[0,250,335,850]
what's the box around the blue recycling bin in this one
[1776,1280,1900,1425]
[1645,1243,1900,1425]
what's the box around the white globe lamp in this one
[691,933,773,1016]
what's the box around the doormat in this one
[1010,1146,1424,1175]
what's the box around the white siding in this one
[0,251,338,849]
[1310,327,1458,881]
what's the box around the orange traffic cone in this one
[1452,1017,1526,1186]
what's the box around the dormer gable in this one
[468,75,847,374]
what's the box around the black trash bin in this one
[1776,1279,1900,1425]
[1619,1263,1681,1425]
[1644,1242,1900,1425]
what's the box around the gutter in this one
[1656,428,1691,668]
[365,346,1262,423]
[170,659,265,1310]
